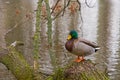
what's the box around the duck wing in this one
[78,38,99,48]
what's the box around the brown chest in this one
[65,39,74,52]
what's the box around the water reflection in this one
[0,0,120,80]
[106,0,120,79]
[75,0,120,79]
[96,0,120,79]
[2,0,35,65]
[53,17,67,66]
[39,19,53,74]
[0,0,6,49]
[81,0,98,61]
[95,0,111,71]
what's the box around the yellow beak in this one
[67,35,72,40]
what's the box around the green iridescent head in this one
[67,30,78,40]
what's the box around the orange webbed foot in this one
[75,56,84,62]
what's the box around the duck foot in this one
[75,56,84,62]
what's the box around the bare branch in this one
[51,0,61,14]
[85,0,96,8]
[52,0,71,20]
[76,0,83,36]
[67,0,71,6]
[4,8,36,38]
[62,0,66,16]
[76,0,81,11]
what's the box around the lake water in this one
[0,0,120,80]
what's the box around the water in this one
[82,0,120,79]
[0,0,36,64]
[0,0,120,80]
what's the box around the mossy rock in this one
[48,60,110,80]
[0,45,34,80]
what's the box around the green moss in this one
[46,76,53,80]
[32,0,43,79]
[47,60,110,80]
[47,68,65,80]
[0,46,33,80]
[33,0,42,71]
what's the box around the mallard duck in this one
[65,30,100,62]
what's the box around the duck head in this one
[67,30,78,40]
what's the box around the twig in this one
[67,0,71,6]
[76,0,83,36]
[51,0,61,14]
[10,41,24,47]
[85,0,96,8]
[52,0,71,20]
[62,0,72,16]
[79,14,83,36]
[52,8,63,20]
[76,0,81,11]
[62,0,66,16]
[5,17,32,36]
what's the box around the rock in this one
[49,60,110,80]
[0,63,17,80]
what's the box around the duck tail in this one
[95,47,100,52]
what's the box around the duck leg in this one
[75,56,84,62]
